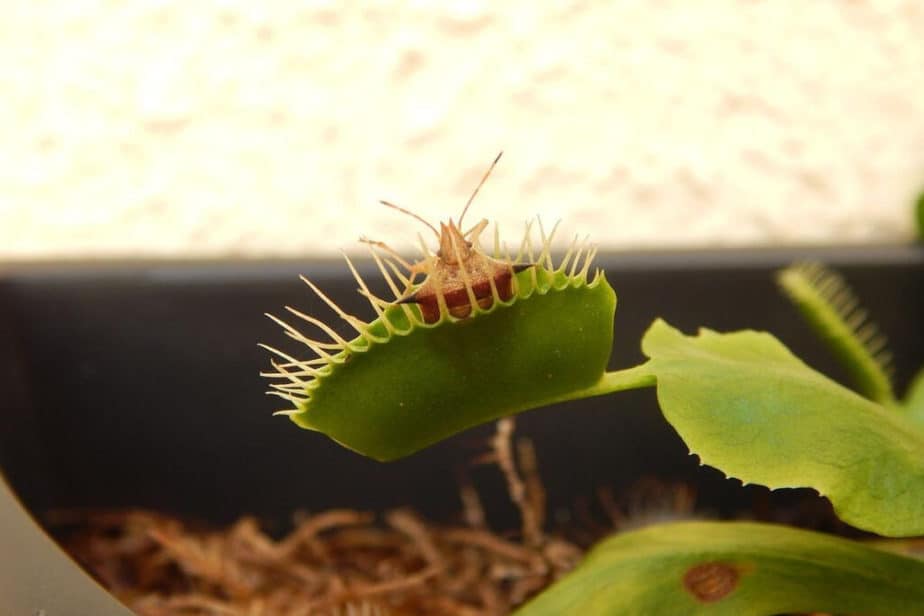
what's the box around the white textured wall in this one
[2,1,923,260]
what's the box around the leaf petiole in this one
[542,363,657,407]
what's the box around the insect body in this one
[374,152,531,324]
[397,218,532,323]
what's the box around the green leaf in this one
[515,521,924,616]
[641,319,924,537]
[270,265,617,461]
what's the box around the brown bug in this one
[363,152,531,324]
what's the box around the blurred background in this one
[2,1,923,260]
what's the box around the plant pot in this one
[1,246,922,614]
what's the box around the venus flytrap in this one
[263,157,924,613]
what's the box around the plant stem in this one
[544,363,656,407]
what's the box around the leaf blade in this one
[516,521,924,616]
[641,319,924,537]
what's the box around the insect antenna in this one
[458,150,503,229]
[378,199,440,240]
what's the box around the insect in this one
[363,152,531,324]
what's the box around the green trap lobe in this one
[291,269,615,460]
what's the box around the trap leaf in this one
[641,319,924,537]
[776,263,895,406]
[515,521,924,615]
[273,265,616,461]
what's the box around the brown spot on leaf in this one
[683,561,739,602]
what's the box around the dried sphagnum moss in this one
[57,421,586,616]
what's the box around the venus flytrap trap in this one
[776,262,896,406]
[779,261,924,428]
[778,262,924,423]
[263,156,924,613]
